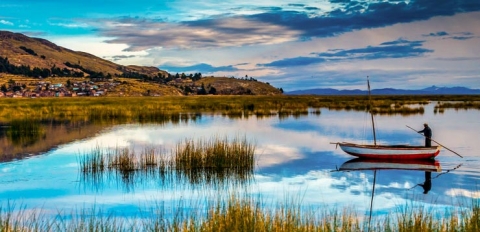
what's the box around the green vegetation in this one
[2,95,480,123]
[1,197,479,231]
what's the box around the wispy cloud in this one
[451,32,475,40]
[50,22,90,28]
[423,31,475,40]
[423,31,449,37]
[260,39,433,67]
[88,16,301,51]
[108,55,137,61]
[160,63,239,73]
[0,19,13,26]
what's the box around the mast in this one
[367,77,377,232]
[367,76,377,146]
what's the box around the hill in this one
[0,30,167,78]
[0,30,281,96]
[195,77,282,95]
[286,86,480,95]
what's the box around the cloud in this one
[108,55,137,61]
[88,16,301,51]
[160,63,239,73]
[50,22,90,28]
[451,36,475,40]
[423,31,449,37]
[423,31,475,40]
[260,39,433,67]
[0,19,13,26]
[287,4,305,7]
[450,32,475,40]
[260,57,327,67]
[85,0,480,51]
[250,0,480,39]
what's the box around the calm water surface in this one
[1,104,479,219]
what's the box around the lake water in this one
[0,104,479,220]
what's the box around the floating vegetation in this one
[435,101,480,112]
[78,136,255,189]
[370,105,425,115]
[1,196,480,232]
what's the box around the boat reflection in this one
[336,158,446,229]
[338,158,442,172]
[337,158,442,195]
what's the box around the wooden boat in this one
[333,77,441,160]
[336,143,441,159]
[338,158,441,172]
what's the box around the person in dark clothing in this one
[418,123,432,147]
[419,171,432,194]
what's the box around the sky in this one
[1,0,480,91]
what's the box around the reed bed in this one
[79,136,255,188]
[370,105,425,115]
[174,136,255,170]
[1,197,480,232]
[3,95,479,122]
[434,101,480,111]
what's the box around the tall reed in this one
[3,197,479,231]
[174,135,255,170]
[79,136,255,188]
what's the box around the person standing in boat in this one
[418,123,432,147]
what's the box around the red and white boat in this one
[336,143,441,160]
[333,77,442,160]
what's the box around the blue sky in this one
[1,0,480,91]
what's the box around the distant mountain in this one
[286,86,480,95]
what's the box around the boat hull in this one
[337,143,441,159]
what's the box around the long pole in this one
[406,125,463,158]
